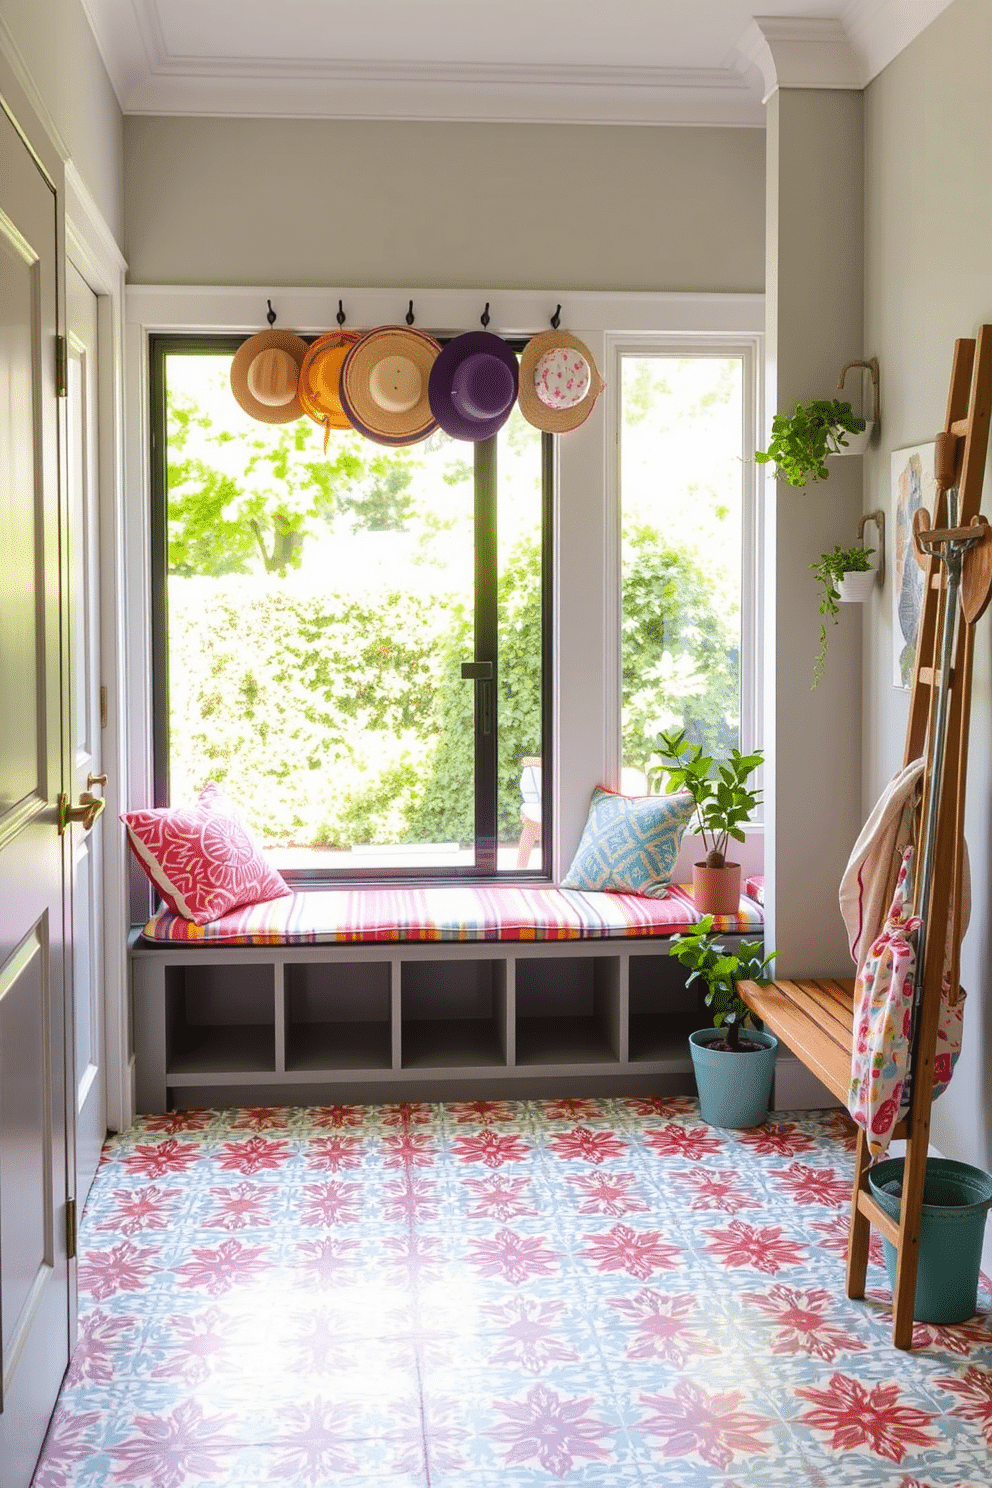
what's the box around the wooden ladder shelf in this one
[740,326,992,1348]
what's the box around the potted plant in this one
[810,544,875,687]
[669,916,778,1127]
[650,729,763,915]
[755,398,867,487]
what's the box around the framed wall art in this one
[891,442,936,689]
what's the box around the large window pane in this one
[159,345,546,875]
[620,356,743,779]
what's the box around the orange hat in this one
[298,331,362,446]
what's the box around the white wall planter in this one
[829,421,875,456]
[837,569,877,603]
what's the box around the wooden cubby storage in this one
[130,932,755,1111]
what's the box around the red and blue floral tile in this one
[34,1100,992,1487]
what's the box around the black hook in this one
[406,300,416,326]
[336,299,346,327]
[481,302,490,329]
[550,304,561,330]
[266,299,276,327]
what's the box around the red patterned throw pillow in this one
[121,783,291,924]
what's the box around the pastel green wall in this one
[863,0,992,1184]
[122,116,765,292]
[0,0,123,240]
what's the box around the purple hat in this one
[428,332,519,442]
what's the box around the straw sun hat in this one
[518,329,605,434]
[230,327,309,424]
[298,330,361,443]
[339,326,442,446]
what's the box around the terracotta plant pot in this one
[692,861,742,916]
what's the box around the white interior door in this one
[0,102,72,1488]
[66,261,106,1204]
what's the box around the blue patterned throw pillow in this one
[561,787,695,898]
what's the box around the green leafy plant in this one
[810,544,875,688]
[649,729,762,869]
[669,916,776,1051]
[755,399,866,488]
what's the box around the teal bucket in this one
[688,1027,778,1129]
[868,1157,992,1325]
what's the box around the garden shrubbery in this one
[169,528,738,850]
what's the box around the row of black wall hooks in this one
[265,299,563,332]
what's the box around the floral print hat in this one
[518,329,605,434]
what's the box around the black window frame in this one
[149,332,554,883]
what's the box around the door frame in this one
[65,167,131,1133]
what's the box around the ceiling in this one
[80,0,953,126]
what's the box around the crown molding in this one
[120,59,765,128]
[78,0,154,108]
[842,0,957,82]
[78,0,959,127]
[738,17,863,102]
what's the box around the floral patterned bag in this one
[847,846,965,1158]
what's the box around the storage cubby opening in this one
[515,956,621,1066]
[285,961,392,1071]
[628,950,706,1063]
[164,964,276,1075]
[400,959,507,1069]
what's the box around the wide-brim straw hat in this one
[339,326,442,446]
[518,329,605,434]
[298,331,362,443]
[428,331,519,442]
[231,327,308,424]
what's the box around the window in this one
[150,337,551,879]
[618,352,749,780]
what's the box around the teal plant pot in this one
[688,1027,778,1129]
[868,1157,992,1325]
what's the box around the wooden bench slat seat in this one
[736,976,855,1106]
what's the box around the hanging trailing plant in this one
[810,544,874,687]
[755,399,867,488]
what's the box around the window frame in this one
[125,288,764,917]
[604,333,764,797]
[148,331,554,883]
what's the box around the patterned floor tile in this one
[32,1100,992,1487]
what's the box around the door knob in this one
[87,773,108,789]
[58,792,106,835]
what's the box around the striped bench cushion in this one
[140,883,764,946]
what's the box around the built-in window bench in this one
[130,884,763,1111]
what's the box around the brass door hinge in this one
[100,685,108,729]
[55,335,68,399]
[66,1197,77,1260]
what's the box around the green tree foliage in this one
[169,581,449,847]
[169,524,736,849]
[166,388,417,577]
[622,523,739,767]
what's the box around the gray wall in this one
[763,87,865,978]
[122,116,765,291]
[0,0,123,241]
[864,0,992,1174]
